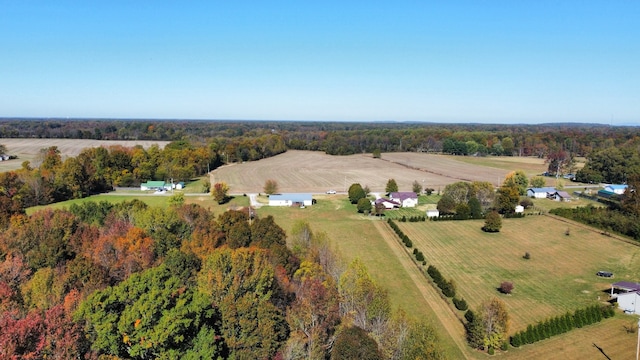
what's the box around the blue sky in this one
[1,1,638,124]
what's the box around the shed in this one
[552,191,572,201]
[527,187,556,199]
[616,292,640,315]
[426,209,440,218]
[268,193,313,207]
[514,205,524,213]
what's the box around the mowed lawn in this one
[397,216,640,333]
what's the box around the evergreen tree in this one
[385,179,398,194]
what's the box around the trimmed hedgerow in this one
[510,304,615,347]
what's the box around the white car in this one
[326,190,337,194]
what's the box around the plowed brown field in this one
[211,150,541,193]
[0,138,170,172]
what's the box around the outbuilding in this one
[616,291,640,315]
[426,209,440,218]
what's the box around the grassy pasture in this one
[397,216,640,333]
[26,191,249,216]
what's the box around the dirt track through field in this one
[372,220,471,359]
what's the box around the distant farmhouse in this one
[141,181,169,191]
[526,187,556,199]
[389,192,418,208]
[604,184,628,195]
[268,193,313,207]
[374,198,401,209]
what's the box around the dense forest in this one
[2,118,639,159]
[0,201,443,359]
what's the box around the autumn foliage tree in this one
[212,181,230,204]
[264,179,279,195]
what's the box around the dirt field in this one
[0,138,170,172]
[211,150,529,194]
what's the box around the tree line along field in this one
[0,138,170,172]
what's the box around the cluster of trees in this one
[465,298,511,354]
[0,141,217,210]
[427,265,456,298]
[436,181,494,216]
[388,219,413,248]
[576,144,640,184]
[0,199,444,358]
[510,305,614,347]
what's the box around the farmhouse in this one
[141,181,169,191]
[604,184,628,195]
[389,192,418,208]
[268,193,313,207]
[526,187,556,199]
[374,198,401,209]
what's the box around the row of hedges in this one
[430,214,484,221]
[427,265,456,298]
[388,219,413,247]
[387,219,469,317]
[510,304,615,347]
[398,215,427,222]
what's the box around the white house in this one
[374,198,401,209]
[389,192,418,208]
[604,184,628,195]
[526,187,556,199]
[268,193,313,207]
[141,181,168,191]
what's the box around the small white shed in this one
[514,205,524,213]
[617,291,640,315]
[426,209,440,218]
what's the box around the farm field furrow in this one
[211,150,535,194]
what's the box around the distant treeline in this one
[2,118,639,159]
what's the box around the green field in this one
[397,216,640,332]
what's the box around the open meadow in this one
[397,215,640,358]
[0,138,170,172]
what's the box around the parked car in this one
[596,271,614,278]
[326,190,336,194]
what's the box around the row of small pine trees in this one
[388,219,413,248]
[399,215,427,222]
[427,265,456,298]
[387,219,469,315]
[510,304,615,347]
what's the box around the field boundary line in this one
[372,220,472,359]
[543,213,640,248]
